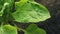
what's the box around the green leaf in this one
[13,0,50,23]
[23,24,46,34]
[20,0,28,3]
[0,0,14,16]
[0,0,14,22]
[0,25,17,34]
[30,0,35,1]
[0,2,9,16]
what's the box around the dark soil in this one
[14,0,60,34]
[36,0,60,34]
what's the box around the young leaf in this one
[13,0,50,23]
[0,2,9,16]
[0,0,14,16]
[0,0,14,22]
[23,24,46,34]
[0,25,17,34]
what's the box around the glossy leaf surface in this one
[13,0,50,23]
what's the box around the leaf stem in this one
[0,2,9,16]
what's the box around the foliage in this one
[0,0,50,34]
[23,24,46,34]
[13,0,50,23]
[0,25,17,34]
